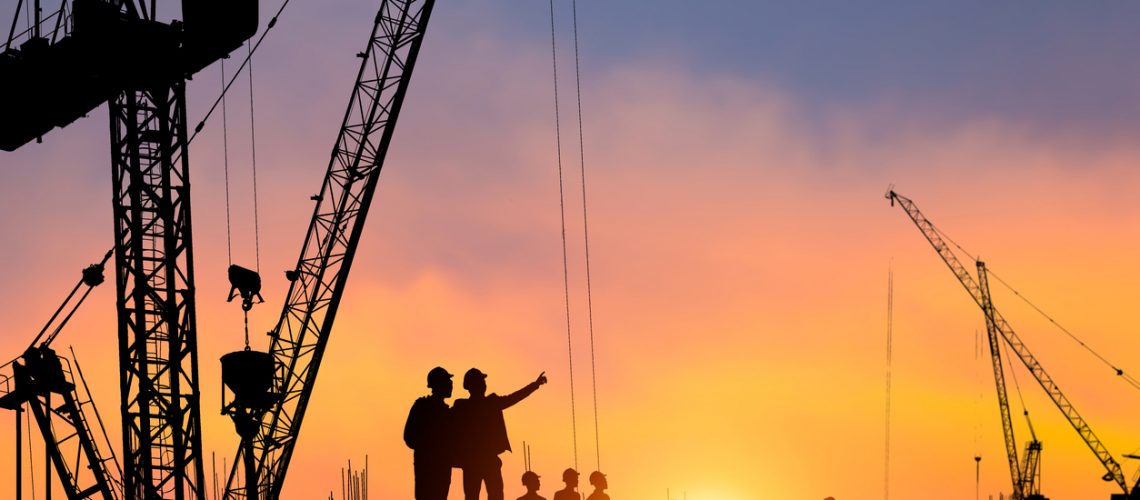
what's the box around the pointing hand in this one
[536,372,548,385]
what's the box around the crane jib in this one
[220,1,436,498]
[888,189,1133,496]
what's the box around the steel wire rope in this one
[247,41,262,274]
[998,326,1032,427]
[931,225,1140,392]
[549,0,579,471]
[569,0,603,473]
[188,0,293,145]
[985,268,1140,392]
[221,58,234,266]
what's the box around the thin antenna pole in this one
[884,262,893,500]
[15,407,21,500]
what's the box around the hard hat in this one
[588,471,606,486]
[427,366,452,388]
[521,470,540,485]
[562,468,579,482]
[463,367,487,389]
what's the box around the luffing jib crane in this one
[0,252,121,500]
[222,0,436,498]
[887,189,1139,500]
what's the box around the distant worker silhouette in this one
[453,368,548,500]
[405,366,456,500]
[517,471,545,500]
[552,468,581,500]
[585,471,608,500]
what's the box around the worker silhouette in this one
[585,471,608,500]
[453,368,548,500]
[517,471,545,500]
[552,468,581,500]
[404,366,456,500]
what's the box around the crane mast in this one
[888,189,1131,496]
[976,258,1025,498]
[222,0,436,497]
[3,0,255,495]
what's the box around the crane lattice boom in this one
[887,189,1130,495]
[222,0,436,497]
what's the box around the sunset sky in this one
[4,1,1140,499]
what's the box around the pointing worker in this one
[453,368,548,500]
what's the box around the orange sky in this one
[5,3,1140,500]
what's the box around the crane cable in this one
[189,0,294,145]
[247,41,263,274]
[985,268,1140,392]
[221,58,234,266]
[930,224,1140,392]
[219,44,264,350]
[548,0,579,472]
[570,0,603,472]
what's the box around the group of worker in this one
[404,366,610,500]
[518,468,609,500]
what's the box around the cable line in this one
[570,0,603,472]
[933,223,1140,392]
[985,268,1140,392]
[189,0,294,145]
[247,41,263,272]
[549,0,578,471]
[221,58,234,266]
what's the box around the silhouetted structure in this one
[889,190,1127,500]
[453,369,547,500]
[221,349,279,500]
[518,470,545,500]
[553,468,581,500]
[585,471,608,500]
[221,1,437,497]
[405,367,455,500]
[227,264,265,311]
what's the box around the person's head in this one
[561,468,579,489]
[427,366,453,398]
[521,471,540,491]
[463,368,487,396]
[588,471,607,490]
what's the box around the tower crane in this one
[2,0,256,496]
[887,189,1140,499]
[978,259,1044,500]
[221,0,436,498]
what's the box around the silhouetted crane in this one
[220,0,436,498]
[888,189,1139,500]
[2,0,256,496]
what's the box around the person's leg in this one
[486,457,504,500]
[463,465,482,500]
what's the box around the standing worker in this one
[517,471,546,500]
[552,468,581,500]
[454,368,548,500]
[405,366,457,500]
[585,471,609,500]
